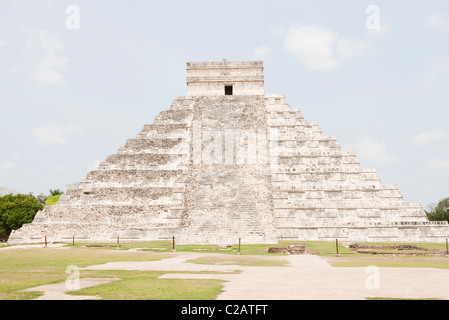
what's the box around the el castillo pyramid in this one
[9,61,449,245]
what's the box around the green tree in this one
[0,194,44,237]
[36,193,49,205]
[49,189,64,196]
[45,194,61,206]
[425,197,449,222]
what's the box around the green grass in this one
[54,239,449,259]
[311,240,449,269]
[0,240,290,300]
[174,243,287,256]
[0,247,225,300]
[78,241,289,256]
[3,240,449,300]
[354,242,448,251]
[284,241,449,257]
[294,241,353,256]
[69,240,173,251]
[67,270,225,300]
[186,254,290,267]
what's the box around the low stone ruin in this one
[265,244,313,255]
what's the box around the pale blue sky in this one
[0,0,448,208]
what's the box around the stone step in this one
[83,169,188,183]
[123,138,186,150]
[140,123,189,135]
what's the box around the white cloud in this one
[410,128,449,146]
[283,24,370,71]
[270,25,286,37]
[425,13,447,29]
[424,61,449,85]
[284,24,338,71]
[33,123,83,146]
[87,159,101,172]
[52,164,67,172]
[366,24,389,37]
[426,158,449,170]
[344,135,398,166]
[337,38,371,59]
[0,161,16,170]
[34,124,66,145]
[253,46,271,60]
[0,22,68,85]
[31,31,68,86]
[0,153,20,170]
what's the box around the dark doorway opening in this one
[225,85,233,95]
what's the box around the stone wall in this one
[186,61,264,96]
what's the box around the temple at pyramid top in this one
[186,60,265,96]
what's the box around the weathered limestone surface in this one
[177,96,277,244]
[186,61,264,96]
[8,61,449,244]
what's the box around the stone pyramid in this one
[9,61,449,245]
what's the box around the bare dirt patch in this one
[345,243,447,257]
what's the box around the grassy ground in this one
[0,241,288,300]
[0,246,224,300]
[72,241,289,256]
[186,254,289,266]
[294,241,449,257]
[2,240,448,300]
[69,270,225,300]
